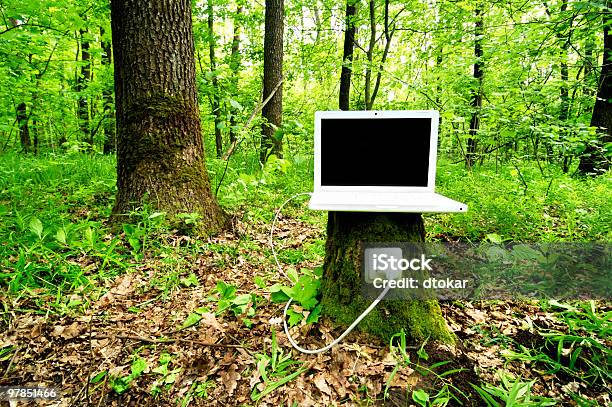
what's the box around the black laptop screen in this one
[320,117,431,187]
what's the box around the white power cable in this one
[271,192,391,354]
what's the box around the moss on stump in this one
[321,212,455,343]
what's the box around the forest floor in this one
[2,215,610,406]
[0,153,611,406]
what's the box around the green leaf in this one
[148,211,165,220]
[412,389,430,407]
[110,377,130,394]
[29,217,43,239]
[232,294,252,306]
[131,357,147,376]
[271,290,291,303]
[287,309,304,326]
[305,304,322,324]
[216,281,237,300]
[55,228,67,244]
[291,275,320,310]
[485,233,503,244]
[229,99,243,110]
[180,273,199,287]
[181,312,203,329]
[90,371,107,384]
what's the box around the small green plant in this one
[503,300,611,387]
[212,281,256,326]
[122,207,166,260]
[385,330,467,404]
[110,356,147,395]
[269,267,322,326]
[194,379,216,399]
[150,352,181,396]
[471,372,556,406]
[250,328,306,402]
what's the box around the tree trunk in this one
[466,6,483,169]
[339,0,357,111]
[101,28,116,154]
[228,5,243,144]
[324,37,454,342]
[259,0,284,163]
[364,0,375,110]
[366,0,394,110]
[578,1,612,175]
[207,0,224,158]
[558,0,571,173]
[77,28,91,145]
[110,0,224,234]
[16,102,30,153]
[321,212,454,342]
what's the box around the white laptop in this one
[309,110,467,212]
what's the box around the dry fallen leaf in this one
[221,363,241,396]
[313,374,332,396]
[50,322,82,339]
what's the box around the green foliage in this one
[250,328,306,402]
[210,280,256,326]
[471,373,557,407]
[110,356,147,395]
[150,352,181,396]
[503,300,611,387]
[269,267,322,326]
[385,330,468,404]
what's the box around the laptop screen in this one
[320,117,431,187]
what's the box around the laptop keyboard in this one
[325,193,432,204]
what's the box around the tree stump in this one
[321,212,454,343]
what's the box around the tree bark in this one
[558,0,572,173]
[466,5,483,169]
[100,28,116,154]
[321,212,454,342]
[364,0,376,109]
[16,102,30,153]
[228,5,243,144]
[77,28,91,144]
[259,0,284,163]
[110,0,224,233]
[578,1,612,175]
[207,0,223,158]
[339,0,357,111]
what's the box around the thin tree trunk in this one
[364,0,375,109]
[578,0,612,175]
[16,102,30,153]
[110,0,224,233]
[558,0,571,172]
[259,0,284,163]
[101,28,116,154]
[77,28,91,145]
[368,0,394,110]
[583,36,595,96]
[207,0,223,158]
[228,5,243,144]
[10,18,31,153]
[466,6,483,169]
[339,0,357,111]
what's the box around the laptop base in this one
[309,192,467,213]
